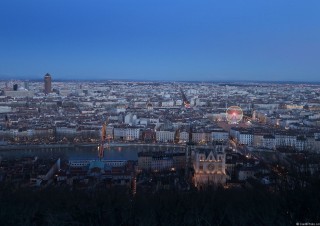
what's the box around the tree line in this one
[0,182,319,226]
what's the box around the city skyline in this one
[1,0,320,82]
[3,75,320,84]
[1,75,320,224]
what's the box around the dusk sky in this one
[0,0,319,81]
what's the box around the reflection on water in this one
[0,149,68,160]
[0,145,185,161]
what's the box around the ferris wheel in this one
[226,106,243,124]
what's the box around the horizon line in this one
[1,77,320,84]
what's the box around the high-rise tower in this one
[44,73,52,95]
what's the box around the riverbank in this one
[0,142,216,152]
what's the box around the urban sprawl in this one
[1,74,320,193]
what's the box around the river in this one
[0,144,186,161]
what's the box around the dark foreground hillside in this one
[0,184,319,226]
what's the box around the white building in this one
[238,132,253,145]
[156,130,175,142]
[175,100,183,106]
[125,127,141,141]
[230,128,253,145]
[275,133,296,147]
[125,113,136,125]
[211,130,229,142]
[0,106,12,113]
[113,126,141,141]
[161,100,174,107]
[116,105,127,113]
[4,90,34,98]
[56,126,77,135]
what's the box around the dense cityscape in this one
[1,0,319,224]
[0,75,320,224]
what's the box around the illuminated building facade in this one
[193,146,227,188]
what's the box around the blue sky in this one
[0,0,319,81]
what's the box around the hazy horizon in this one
[1,75,320,84]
